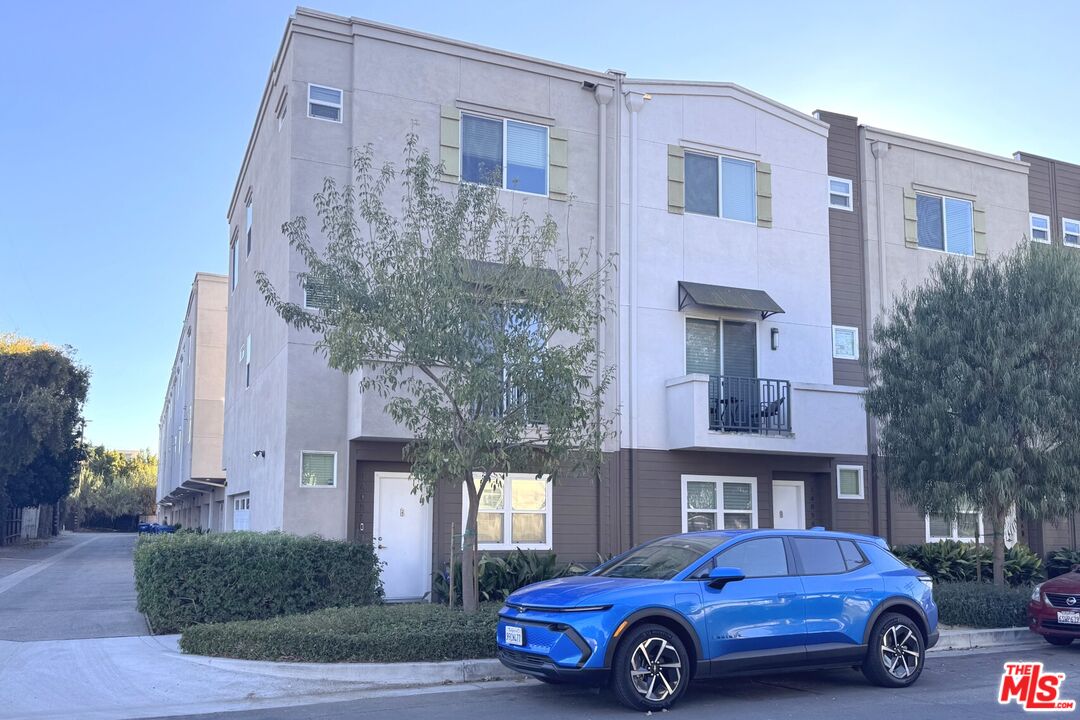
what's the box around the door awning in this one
[678,281,785,319]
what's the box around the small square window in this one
[308,84,342,122]
[1064,218,1080,246]
[1030,214,1050,243]
[300,451,336,487]
[303,279,332,309]
[837,465,864,500]
[832,325,859,360]
[917,193,973,255]
[828,177,853,210]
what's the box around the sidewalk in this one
[0,625,1043,720]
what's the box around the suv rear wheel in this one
[862,612,925,688]
[610,623,689,711]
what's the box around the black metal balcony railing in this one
[707,375,792,435]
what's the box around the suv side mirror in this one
[706,566,745,589]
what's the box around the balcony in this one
[665,374,867,456]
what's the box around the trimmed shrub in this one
[893,541,1043,586]
[933,582,1030,628]
[135,532,382,633]
[1047,548,1080,578]
[180,603,500,663]
[430,548,585,605]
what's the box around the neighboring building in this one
[157,273,228,529]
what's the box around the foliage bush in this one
[933,582,1030,628]
[135,532,382,633]
[430,548,585,605]
[893,541,1043,586]
[1047,548,1080,578]
[180,603,500,663]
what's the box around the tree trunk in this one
[992,505,1007,588]
[461,476,481,613]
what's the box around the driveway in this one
[0,532,147,640]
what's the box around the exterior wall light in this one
[771,327,780,351]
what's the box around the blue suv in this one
[497,528,938,711]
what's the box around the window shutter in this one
[667,145,685,214]
[440,105,461,182]
[548,127,568,200]
[973,205,987,259]
[756,162,772,228]
[903,189,918,248]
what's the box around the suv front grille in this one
[1046,593,1080,609]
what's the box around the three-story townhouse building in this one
[157,273,228,529]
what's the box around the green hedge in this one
[135,532,382,633]
[180,603,500,663]
[431,549,585,605]
[933,582,1030,628]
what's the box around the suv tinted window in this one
[838,540,867,571]
[711,537,788,578]
[793,537,847,575]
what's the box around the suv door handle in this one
[777,592,796,599]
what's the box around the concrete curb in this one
[930,627,1040,652]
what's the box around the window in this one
[469,473,551,550]
[303,280,331,309]
[838,540,868,571]
[832,325,859,360]
[926,510,982,542]
[595,535,728,580]
[828,177,853,210]
[685,152,756,222]
[300,451,336,487]
[1030,213,1051,243]
[277,94,288,131]
[461,114,548,195]
[245,198,253,256]
[230,235,238,291]
[837,464,865,500]
[792,537,848,575]
[682,475,757,532]
[308,84,342,122]
[916,192,974,255]
[712,537,788,577]
[241,334,251,388]
[1064,218,1080,247]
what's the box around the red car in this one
[1029,569,1080,645]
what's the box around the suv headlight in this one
[918,575,933,591]
[1031,583,1044,603]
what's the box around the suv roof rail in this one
[810,526,826,531]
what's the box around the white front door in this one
[772,481,805,529]
[374,472,432,601]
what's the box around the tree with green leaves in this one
[69,446,158,524]
[257,136,614,611]
[0,334,89,511]
[865,244,1080,586]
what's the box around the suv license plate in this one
[505,625,524,646]
[1057,611,1080,625]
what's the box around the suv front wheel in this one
[862,612,925,688]
[610,623,689,711]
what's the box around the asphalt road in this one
[144,645,1080,720]
[0,532,147,640]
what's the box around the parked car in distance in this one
[1029,568,1080,645]
[497,528,938,711]
[137,523,177,534]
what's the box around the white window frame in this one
[682,315,761,377]
[831,325,859,360]
[828,176,853,211]
[464,473,553,551]
[307,83,343,123]
[299,450,337,488]
[683,151,758,224]
[1030,213,1051,244]
[680,475,758,532]
[303,280,328,310]
[925,511,984,543]
[916,192,974,256]
[836,464,865,500]
[230,229,239,291]
[245,195,253,256]
[242,334,251,388]
[460,113,550,198]
[1063,218,1080,247]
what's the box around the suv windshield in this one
[592,535,732,580]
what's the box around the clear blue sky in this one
[2,1,1078,451]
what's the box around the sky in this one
[3,0,1079,451]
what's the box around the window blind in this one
[505,120,547,194]
[721,157,756,222]
[462,115,503,185]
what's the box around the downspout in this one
[624,90,646,548]
[594,83,614,555]
[869,138,891,544]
